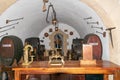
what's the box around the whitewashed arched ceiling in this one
[0,0,109,60]
[0,0,106,39]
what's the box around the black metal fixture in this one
[43,2,59,31]
[46,3,58,26]
[87,21,99,25]
[6,17,23,24]
[0,22,19,29]
[106,27,116,47]
[0,33,8,37]
[91,25,103,30]
[84,16,92,20]
[0,26,15,33]
[96,31,106,37]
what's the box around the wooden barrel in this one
[71,38,84,60]
[25,37,41,60]
[84,34,102,60]
[0,36,23,66]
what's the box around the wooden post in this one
[104,74,108,80]
[14,71,21,80]
[114,70,120,80]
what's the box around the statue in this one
[22,43,34,65]
[49,48,64,66]
[54,34,62,49]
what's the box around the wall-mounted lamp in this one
[0,26,15,33]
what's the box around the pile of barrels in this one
[0,36,44,80]
[0,36,23,80]
[70,33,102,60]
[0,33,103,80]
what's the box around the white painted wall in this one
[0,0,109,60]
[39,23,80,49]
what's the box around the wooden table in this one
[12,60,120,80]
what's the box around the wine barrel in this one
[84,34,102,60]
[71,38,84,60]
[84,34,103,80]
[0,36,23,66]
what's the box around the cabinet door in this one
[85,74,103,80]
[50,74,85,80]
[72,74,85,80]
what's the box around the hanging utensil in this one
[0,22,19,29]
[87,21,99,25]
[6,17,23,24]
[91,25,103,30]
[106,27,116,48]
[96,31,106,37]
[46,3,58,26]
[0,33,8,37]
[84,16,92,20]
[0,26,15,33]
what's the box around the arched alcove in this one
[49,29,68,56]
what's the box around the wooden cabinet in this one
[50,74,85,80]
[72,74,85,80]
[13,61,120,80]
[85,74,103,80]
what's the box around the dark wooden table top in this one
[12,60,120,74]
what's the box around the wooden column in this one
[114,70,120,80]
[14,70,21,80]
[104,74,108,80]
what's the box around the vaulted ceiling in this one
[0,0,106,38]
[0,0,109,60]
